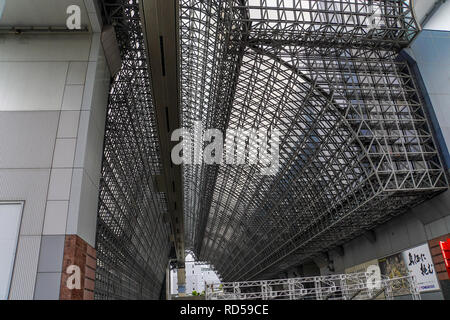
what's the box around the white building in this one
[171,254,221,295]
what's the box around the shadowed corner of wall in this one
[398,48,450,177]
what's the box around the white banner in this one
[402,243,440,292]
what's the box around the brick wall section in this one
[429,234,450,281]
[59,235,96,300]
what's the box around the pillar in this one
[0,0,109,300]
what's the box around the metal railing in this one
[205,272,421,300]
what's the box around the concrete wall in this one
[422,0,450,32]
[406,30,450,169]
[0,30,109,299]
[329,191,450,273]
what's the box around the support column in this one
[0,1,109,300]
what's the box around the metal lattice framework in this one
[180,0,448,282]
[93,0,448,298]
[205,272,421,300]
[95,0,172,299]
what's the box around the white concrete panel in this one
[351,236,374,266]
[57,111,80,138]
[88,55,110,133]
[0,203,22,300]
[413,0,439,25]
[441,127,450,152]
[66,62,88,85]
[405,218,427,247]
[425,1,450,31]
[90,84,108,136]
[66,168,83,236]
[84,0,97,13]
[74,46,109,186]
[34,272,61,300]
[52,139,76,168]
[0,111,59,168]
[37,235,65,273]
[373,225,393,259]
[73,111,90,169]
[410,31,450,155]
[62,85,84,111]
[0,62,67,111]
[47,169,73,201]
[43,201,68,235]
[83,120,105,189]
[431,95,450,128]
[81,62,97,108]
[88,33,102,62]
[410,32,440,65]
[8,235,41,300]
[66,168,97,247]
[425,217,450,239]
[420,62,450,95]
[0,169,51,235]
[446,215,450,232]
[77,170,99,247]
[342,242,355,268]
[0,34,91,62]
[88,12,102,33]
[388,216,411,253]
[412,191,450,224]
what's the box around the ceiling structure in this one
[179,0,447,281]
[95,0,448,299]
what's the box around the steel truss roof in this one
[180,0,448,281]
[95,0,172,299]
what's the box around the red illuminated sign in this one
[440,239,450,278]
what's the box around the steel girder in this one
[95,0,172,299]
[180,0,448,282]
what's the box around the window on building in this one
[0,203,22,300]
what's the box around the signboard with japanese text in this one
[341,249,439,298]
[378,243,440,295]
[402,243,440,292]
